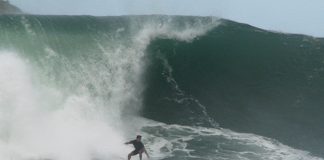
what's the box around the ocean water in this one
[0,15,323,160]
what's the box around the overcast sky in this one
[9,0,324,37]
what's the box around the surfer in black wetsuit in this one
[125,135,150,160]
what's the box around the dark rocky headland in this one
[0,0,22,14]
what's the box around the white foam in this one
[137,118,323,160]
[0,17,221,160]
[0,51,129,160]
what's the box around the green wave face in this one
[144,20,324,157]
[0,15,323,160]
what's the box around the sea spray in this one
[0,15,219,160]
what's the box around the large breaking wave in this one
[0,15,323,160]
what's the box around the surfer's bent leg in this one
[128,150,139,160]
[128,151,134,160]
[128,152,132,160]
[139,149,144,160]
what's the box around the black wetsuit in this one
[130,140,144,155]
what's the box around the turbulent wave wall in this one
[0,15,323,160]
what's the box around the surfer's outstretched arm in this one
[124,141,132,145]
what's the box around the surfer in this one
[125,135,150,160]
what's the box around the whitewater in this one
[0,15,323,160]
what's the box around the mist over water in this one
[0,50,130,159]
[0,15,219,160]
[0,15,323,160]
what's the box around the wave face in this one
[0,15,323,160]
[144,19,324,157]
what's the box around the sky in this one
[9,0,324,37]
